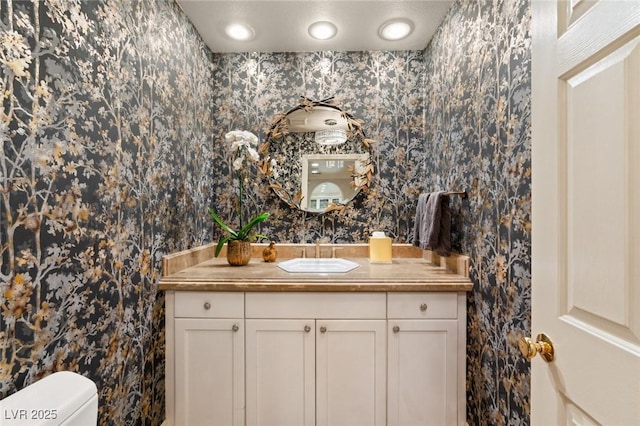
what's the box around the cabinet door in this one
[387,320,458,426]
[245,319,315,426]
[316,320,387,426]
[175,318,244,426]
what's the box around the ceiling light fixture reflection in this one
[225,23,255,41]
[315,129,347,145]
[308,21,338,40]
[378,18,414,41]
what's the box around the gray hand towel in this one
[413,191,451,256]
[413,193,429,249]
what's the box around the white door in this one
[245,319,315,426]
[174,318,244,426]
[531,1,640,424]
[387,320,458,426]
[315,320,387,426]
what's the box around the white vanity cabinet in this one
[387,292,465,426]
[315,319,387,426]
[245,319,316,426]
[165,290,467,426]
[167,292,245,426]
[161,245,472,426]
[245,292,387,426]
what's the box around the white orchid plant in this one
[209,130,270,257]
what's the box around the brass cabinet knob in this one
[420,303,428,312]
[232,323,239,332]
[320,326,327,333]
[393,325,400,333]
[519,333,555,362]
[203,302,211,310]
[304,325,311,333]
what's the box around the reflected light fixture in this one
[225,23,255,41]
[378,18,414,41]
[315,129,347,145]
[308,21,338,40]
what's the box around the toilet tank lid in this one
[0,371,97,421]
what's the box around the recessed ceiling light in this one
[225,23,255,41]
[378,18,414,41]
[308,21,338,40]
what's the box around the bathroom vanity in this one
[159,243,472,426]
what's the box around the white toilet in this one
[0,371,98,425]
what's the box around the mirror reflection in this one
[260,98,374,213]
[302,154,369,212]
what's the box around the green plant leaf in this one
[236,212,270,240]
[215,236,231,257]
[208,208,238,238]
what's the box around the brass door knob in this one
[519,333,555,362]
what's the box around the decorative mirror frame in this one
[258,97,375,213]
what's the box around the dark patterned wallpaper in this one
[1,0,213,424]
[423,0,532,424]
[209,50,427,244]
[210,3,533,422]
[1,0,532,424]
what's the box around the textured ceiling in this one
[177,1,454,53]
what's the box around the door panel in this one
[175,318,244,426]
[563,37,640,339]
[532,0,640,424]
[245,319,315,426]
[315,320,386,426]
[387,320,458,426]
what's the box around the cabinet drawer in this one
[387,292,458,319]
[175,292,244,318]
[246,292,386,319]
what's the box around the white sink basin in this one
[277,258,360,273]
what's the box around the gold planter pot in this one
[226,240,252,266]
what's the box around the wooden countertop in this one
[159,243,473,292]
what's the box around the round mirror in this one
[259,98,374,213]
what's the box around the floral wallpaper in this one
[210,6,532,422]
[1,0,213,424]
[210,50,427,244]
[423,0,532,424]
[1,0,532,424]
